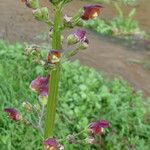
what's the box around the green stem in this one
[44,8,61,139]
[52,8,61,49]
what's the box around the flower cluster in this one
[65,4,103,56]
[43,119,109,149]
[22,0,49,23]
[4,1,108,150]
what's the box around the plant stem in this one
[52,8,61,50]
[44,8,62,139]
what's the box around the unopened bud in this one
[66,135,76,144]
[4,108,22,121]
[76,41,89,50]
[22,101,32,112]
[38,95,48,106]
[63,15,74,28]
[67,34,78,45]
[33,7,49,22]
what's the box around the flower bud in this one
[63,15,74,28]
[44,138,59,150]
[30,76,49,97]
[4,108,21,121]
[39,94,48,106]
[22,101,32,112]
[67,29,88,46]
[22,0,39,9]
[47,50,61,64]
[88,120,109,136]
[76,41,89,50]
[33,7,49,22]
[85,136,95,144]
[66,135,76,144]
[67,34,78,45]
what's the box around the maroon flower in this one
[67,29,89,45]
[81,5,103,20]
[74,29,87,42]
[47,50,61,64]
[88,120,109,135]
[44,138,59,150]
[30,76,49,97]
[4,108,21,121]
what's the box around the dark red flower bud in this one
[81,5,103,20]
[4,108,21,121]
[30,76,49,97]
[89,121,103,135]
[88,120,109,135]
[47,50,61,64]
[44,138,59,150]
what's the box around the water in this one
[0,0,149,96]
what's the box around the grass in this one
[0,41,150,150]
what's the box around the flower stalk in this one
[5,1,107,149]
[44,7,62,139]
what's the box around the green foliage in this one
[0,41,150,149]
[83,4,145,39]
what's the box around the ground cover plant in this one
[0,41,150,150]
